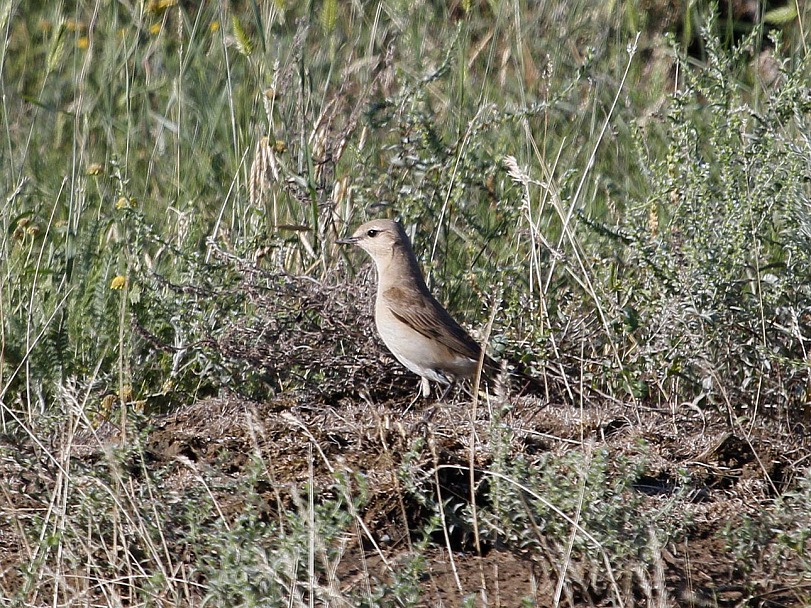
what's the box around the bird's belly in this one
[376,317,476,383]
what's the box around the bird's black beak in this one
[337,236,358,245]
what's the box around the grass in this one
[2,0,811,605]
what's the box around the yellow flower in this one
[97,394,116,420]
[110,275,127,290]
[210,21,220,33]
[87,162,103,175]
[146,0,177,13]
[65,18,85,32]
[77,36,89,49]
[149,22,162,35]
[120,385,133,402]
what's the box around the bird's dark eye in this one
[366,229,380,238]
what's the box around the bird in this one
[337,218,491,400]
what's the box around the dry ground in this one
[148,392,811,606]
[3,385,809,606]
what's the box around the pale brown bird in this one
[338,219,491,399]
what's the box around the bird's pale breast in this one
[374,295,477,384]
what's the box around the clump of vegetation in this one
[617,24,811,415]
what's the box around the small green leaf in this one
[320,0,337,34]
[764,5,797,25]
[232,16,253,57]
[46,21,67,73]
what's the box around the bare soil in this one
[5,383,807,606]
[141,391,809,606]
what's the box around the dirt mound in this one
[137,390,810,606]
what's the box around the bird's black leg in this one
[438,380,455,402]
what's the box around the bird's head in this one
[337,219,408,261]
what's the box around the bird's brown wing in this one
[382,285,482,361]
